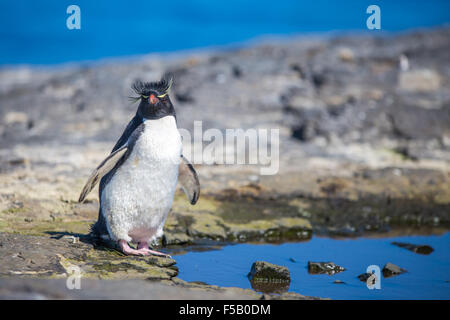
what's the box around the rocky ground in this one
[0,27,449,299]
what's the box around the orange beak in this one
[149,94,159,104]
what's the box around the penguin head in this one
[131,75,175,120]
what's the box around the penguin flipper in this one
[179,155,200,205]
[78,145,128,203]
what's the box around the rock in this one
[0,232,178,281]
[389,106,449,140]
[291,122,319,141]
[337,47,355,62]
[247,261,290,293]
[308,262,346,275]
[357,272,379,287]
[333,280,345,284]
[4,112,28,125]
[392,242,434,255]
[398,69,441,93]
[312,72,326,88]
[382,262,407,278]
[357,272,379,286]
[169,195,313,244]
[248,261,290,282]
[357,273,372,282]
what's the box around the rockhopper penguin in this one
[78,75,200,257]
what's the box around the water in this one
[1,0,449,65]
[171,232,450,299]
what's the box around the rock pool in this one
[171,232,450,299]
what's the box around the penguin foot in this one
[118,239,150,256]
[138,242,172,258]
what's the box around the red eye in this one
[149,94,159,104]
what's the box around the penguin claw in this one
[140,247,171,258]
[137,241,171,258]
[148,250,171,259]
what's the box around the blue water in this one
[172,233,450,299]
[0,0,449,65]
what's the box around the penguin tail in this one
[90,209,110,239]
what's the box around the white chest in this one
[132,116,182,167]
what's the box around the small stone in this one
[338,47,355,62]
[382,262,407,278]
[367,89,384,101]
[333,280,346,284]
[324,95,346,106]
[357,273,371,282]
[308,261,346,275]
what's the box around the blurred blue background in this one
[0,0,449,65]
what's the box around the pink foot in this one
[138,242,172,258]
[118,240,149,256]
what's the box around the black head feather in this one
[132,74,174,97]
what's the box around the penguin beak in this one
[149,94,159,105]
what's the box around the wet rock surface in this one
[0,27,449,299]
[0,232,178,280]
[308,261,346,275]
